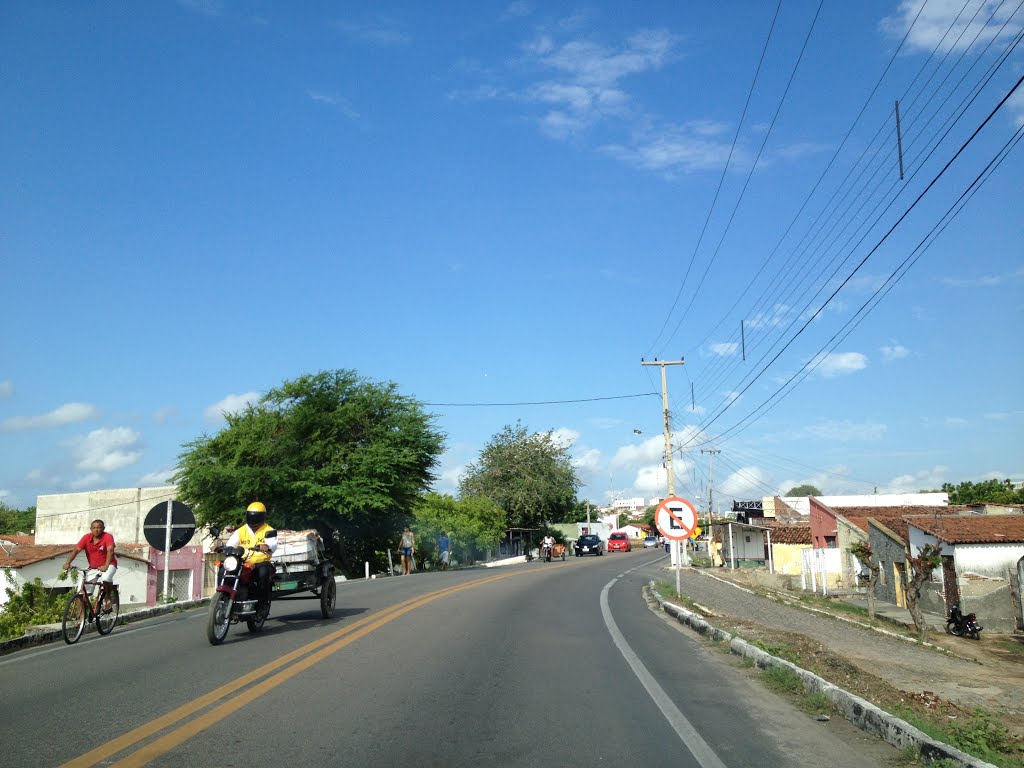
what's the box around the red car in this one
[607,532,632,552]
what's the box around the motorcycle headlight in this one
[223,555,239,571]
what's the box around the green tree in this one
[413,492,505,566]
[0,503,36,535]
[935,478,1024,505]
[458,423,580,531]
[785,484,822,497]
[173,370,445,577]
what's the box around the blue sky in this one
[2,1,1022,514]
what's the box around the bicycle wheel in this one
[96,586,119,635]
[62,594,88,644]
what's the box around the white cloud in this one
[880,343,909,361]
[940,268,1024,287]
[306,89,361,120]
[746,304,791,329]
[549,427,579,448]
[945,416,969,427]
[611,435,667,469]
[177,0,223,16]
[0,380,13,398]
[501,1,532,20]
[1,402,100,432]
[332,17,410,46]
[204,392,261,423]
[572,448,603,483]
[709,342,738,357]
[813,351,868,378]
[69,427,143,473]
[0,489,10,501]
[881,0,1023,54]
[70,472,105,491]
[137,468,175,487]
[718,466,773,501]
[152,405,178,425]
[884,465,949,494]
[633,464,668,495]
[797,419,887,442]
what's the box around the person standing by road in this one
[438,531,450,571]
[61,519,117,611]
[398,525,415,575]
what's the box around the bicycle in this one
[61,568,120,644]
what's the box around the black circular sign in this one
[144,501,196,551]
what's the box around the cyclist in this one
[222,501,277,607]
[61,519,117,611]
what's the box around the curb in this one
[0,598,210,657]
[647,583,996,768]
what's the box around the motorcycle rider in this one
[222,502,278,608]
[541,533,555,561]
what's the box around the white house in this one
[0,540,151,609]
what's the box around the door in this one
[893,561,907,608]
[941,556,959,610]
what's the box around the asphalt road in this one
[1,550,899,767]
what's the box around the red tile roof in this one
[909,516,1024,544]
[0,534,36,545]
[762,522,812,544]
[0,544,75,568]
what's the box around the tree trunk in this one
[865,570,877,620]
[905,580,928,642]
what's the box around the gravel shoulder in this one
[658,566,1024,765]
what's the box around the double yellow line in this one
[62,570,527,768]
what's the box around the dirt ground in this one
[697,605,1024,766]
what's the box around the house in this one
[907,514,1024,632]
[34,486,207,604]
[759,519,812,575]
[0,541,151,609]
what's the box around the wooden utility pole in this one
[701,448,720,566]
[641,358,685,567]
[640,358,685,495]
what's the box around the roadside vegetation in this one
[0,569,69,641]
[650,582,1024,767]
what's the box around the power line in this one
[424,392,658,407]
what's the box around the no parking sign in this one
[654,496,698,541]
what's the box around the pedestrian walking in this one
[438,531,450,571]
[398,525,415,575]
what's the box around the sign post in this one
[655,496,698,598]
[144,501,196,601]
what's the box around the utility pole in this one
[701,448,720,565]
[641,358,684,569]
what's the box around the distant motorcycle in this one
[945,602,982,640]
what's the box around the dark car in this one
[574,534,603,556]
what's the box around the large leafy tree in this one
[458,423,580,530]
[935,478,1024,505]
[0,503,35,535]
[173,370,445,576]
[785,484,822,497]
[413,492,506,565]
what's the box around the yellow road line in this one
[62,570,526,768]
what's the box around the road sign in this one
[655,496,698,541]
[144,501,196,551]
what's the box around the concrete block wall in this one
[35,487,198,547]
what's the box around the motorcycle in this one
[945,602,983,640]
[207,543,272,645]
[541,543,553,562]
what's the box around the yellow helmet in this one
[246,501,267,528]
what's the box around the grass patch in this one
[652,580,697,610]
[894,705,1022,768]
[799,690,834,716]
[749,638,801,664]
[761,664,803,695]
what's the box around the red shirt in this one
[76,532,118,569]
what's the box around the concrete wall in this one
[953,542,1024,578]
[771,543,809,576]
[35,487,195,547]
[869,526,906,605]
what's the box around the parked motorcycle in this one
[207,543,271,645]
[945,602,983,640]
